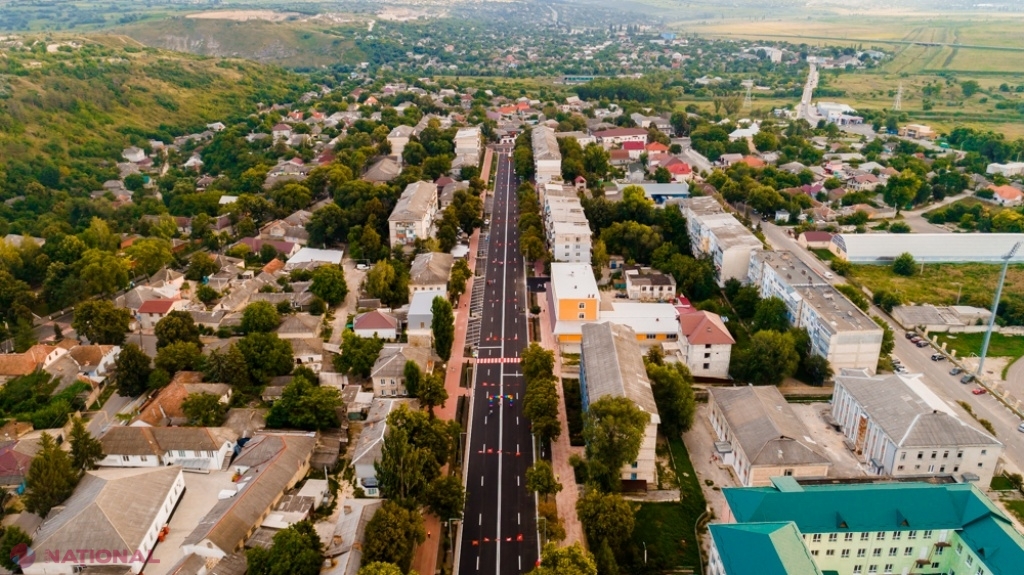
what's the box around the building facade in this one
[388,181,438,247]
[679,197,762,285]
[532,126,562,185]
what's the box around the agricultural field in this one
[846,262,1024,309]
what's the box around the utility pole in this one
[976,241,1021,378]
[892,82,903,112]
[742,79,753,111]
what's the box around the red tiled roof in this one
[665,162,692,175]
[646,142,669,152]
[622,141,645,151]
[354,310,399,331]
[679,310,735,346]
[740,156,766,168]
[800,231,833,242]
[138,299,176,315]
[609,149,631,160]
[991,185,1023,201]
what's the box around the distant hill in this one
[0,35,312,194]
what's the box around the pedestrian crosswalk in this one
[475,357,521,364]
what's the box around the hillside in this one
[0,35,312,195]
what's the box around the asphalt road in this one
[759,220,1024,472]
[457,150,538,575]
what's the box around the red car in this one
[972,388,987,395]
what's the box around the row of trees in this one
[517,182,548,262]
[522,343,562,443]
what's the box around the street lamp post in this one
[643,541,648,564]
[954,282,963,306]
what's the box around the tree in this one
[113,343,153,397]
[365,260,410,307]
[267,375,343,430]
[526,460,563,501]
[204,344,254,392]
[155,341,203,375]
[752,297,790,333]
[362,500,425,572]
[72,300,131,345]
[185,251,220,280]
[182,393,228,427]
[448,259,471,302]
[68,416,103,472]
[418,372,449,416]
[310,265,349,306]
[237,332,294,383]
[241,301,281,333]
[0,527,32,571]
[358,563,404,575]
[576,489,635,553]
[652,166,672,183]
[524,376,562,443]
[801,354,834,386]
[403,360,423,397]
[425,475,465,520]
[78,249,129,296]
[247,520,323,575]
[645,362,696,438]
[334,331,384,378]
[582,396,650,492]
[892,252,917,276]
[522,343,555,384]
[375,405,459,503]
[532,543,598,575]
[884,171,922,214]
[431,296,455,361]
[731,330,799,385]
[154,310,202,350]
[961,79,981,97]
[874,315,895,356]
[24,433,77,517]
[197,284,220,304]
[126,238,174,277]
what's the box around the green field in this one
[847,263,1024,309]
[936,332,1024,362]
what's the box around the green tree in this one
[583,396,650,492]
[204,344,253,391]
[884,171,922,214]
[752,296,790,333]
[644,362,696,438]
[425,474,465,520]
[78,249,129,296]
[154,310,202,349]
[403,360,423,397]
[526,460,563,501]
[247,520,323,575]
[448,258,471,302]
[185,252,220,280]
[524,376,562,443]
[365,260,410,307]
[376,425,437,504]
[531,543,598,575]
[362,500,425,572]
[522,343,555,384]
[358,563,404,575]
[801,354,834,386]
[68,416,103,472]
[874,316,895,356]
[267,375,343,430]
[431,296,455,361]
[731,330,799,385]
[418,372,449,416]
[155,341,203,374]
[72,300,131,345]
[576,489,635,554]
[182,393,228,427]
[892,252,917,276]
[241,301,282,333]
[112,343,153,397]
[197,284,220,304]
[334,331,384,378]
[0,526,32,571]
[126,238,174,277]
[24,432,78,517]
[79,217,120,251]
[310,265,349,306]
[237,332,294,383]
[960,80,981,97]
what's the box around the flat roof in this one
[701,214,763,250]
[681,195,726,217]
[551,262,599,301]
[833,233,1024,263]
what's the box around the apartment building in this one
[624,266,677,302]
[532,126,562,185]
[676,309,734,379]
[388,181,438,247]
[748,250,883,371]
[679,197,762,284]
[593,127,648,149]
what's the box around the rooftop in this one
[532,126,561,161]
[678,310,735,345]
[410,251,454,286]
[832,233,1024,263]
[389,181,438,222]
[580,322,660,424]
[710,522,823,575]
[550,262,599,301]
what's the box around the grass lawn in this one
[811,248,835,261]
[1003,499,1024,524]
[936,332,1024,362]
[991,475,1016,491]
[625,438,706,573]
[847,262,1024,309]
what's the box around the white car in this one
[356,264,368,271]
[824,272,834,280]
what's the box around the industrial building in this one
[830,233,1024,264]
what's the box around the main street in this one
[457,150,538,575]
[759,220,1024,473]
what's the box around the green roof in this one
[723,478,1024,575]
[709,522,823,575]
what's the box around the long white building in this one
[532,126,562,185]
[542,185,592,263]
[748,250,883,371]
[831,232,1024,264]
[680,196,762,284]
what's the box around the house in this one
[714,476,1024,575]
[25,466,185,575]
[388,181,439,247]
[371,345,432,397]
[351,399,418,497]
[676,309,734,379]
[275,314,321,340]
[0,341,78,383]
[718,153,744,167]
[608,149,631,167]
[387,125,415,160]
[234,237,301,259]
[271,124,292,140]
[989,184,1023,207]
[579,322,660,487]
[593,127,648,149]
[680,197,762,285]
[407,291,436,346]
[0,435,40,488]
[98,426,238,471]
[362,157,402,183]
[353,310,400,340]
[622,140,645,159]
[847,173,881,192]
[122,146,147,163]
[831,370,1002,485]
[136,299,184,330]
[624,266,676,301]
[409,251,454,299]
[322,499,383,573]
[797,231,833,250]
[285,247,344,270]
[707,386,831,487]
[43,344,120,401]
[899,123,937,140]
[260,219,310,245]
[134,371,211,427]
[181,432,316,560]
[986,161,1024,178]
[532,126,562,185]
[150,268,186,290]
[290,338,325,373]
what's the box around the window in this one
[936,546,944,556]
[940,465,946,473]
[976,568,984,575]
[897,465,904,471]
[900,452,906,461]
[812,534,822,543]
[908,531,917,540]
[892,532,901,540]
[923,530,932,539]
[122,455,130,462]
[915,465,921,470]
[957,543,963,555]
[853,567,862,575]
[928,465,935,473]
[861,533,871,541]
[826,549,835,556]
[873,548,882,557]
[876,532,886,540]
[905,547,913,556]
[578,313,585,319]
[982,449,987,455]
[857,549,866,558]
[646,334,657,340]
[842,550,850,558]
[578,302,586,309]
[957,451,964,458]
[869,565,877,574]
[931,451,938,459]
[631,462,638,468]
[966,555,973,566]
[943,450,949,459]
[178,450,186,457]
[829,534,838,542]
[979,462,985,467]
[954,465,960,472]
[845,533,855,542]
[811,550,819,556]
[704,352,711,358]
[140,456,148,462]
[885,564,893,574]
[784,469,794,476]
[703,363,710,370]
[889,547,898,557]
[917,452,924,459]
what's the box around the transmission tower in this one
[892,82,903,112]
[976,241,1022,378]
[742,80,753,111]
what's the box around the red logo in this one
[11,543,34,568]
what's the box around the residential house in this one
[676,309,734,379]
[797,231,834,250]
[351,399,418,497]
[276,314,321,340]
[407,291,436,346]
[707,386,831,486]
[899,123,937,140]
[593,127,648,149]
[409,251,454,299]
[43,344,120,402]
[25,466,186,575]
[271,124,292,141]
[122,146,147,163]
[532,126,562,185]
[832,370,1002,485]
[234,237,301,259]
[260,218,311,246]
[134,371,211,427]
[180,433,316,560]
[98,426,238,471]
[387,125,415,161]
[989,184,1023,207]
[0,432,41,488]
[624,266,676,301]
[353,310,399,340]
[362,157,402,183]
[137,299,185,330]
[388,181,439,247]
[371,345,433,397]
[847,173,881,192]
[290,338,325,373]
[554,131,596,147]
[680,197,763,285]
[285,247,344,270]
[579,322,660,487]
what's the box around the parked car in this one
[915,340,929,348]
[905,331,917,339]
[1017,422,1024,433]
[896,366,908,374]
[930,353,946,361]
[356,263,368,271]
[960,374,975,384]
[972,388,987,395]
[950,367,963,376]
[910,336,923,343]
[614,293,629,299]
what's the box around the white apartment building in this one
[592,127,648,149]
[532,126,562,185]
[748,250,883,371]
[580,322,660,487]
[554,130,597,147]
[676,309,734,379]
[388,181,438,247]
[549,220,593,263]
[624,267,676,302]
[679,197,762,285]
[832,369,1002,485]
